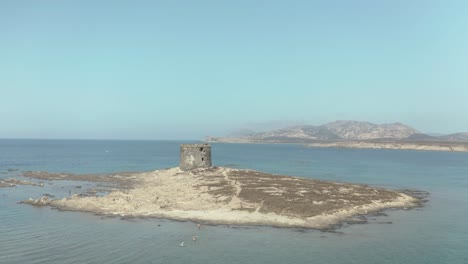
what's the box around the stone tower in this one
[179,144,212,171]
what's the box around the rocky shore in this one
[21,167,420,229]
[0,178,42,188]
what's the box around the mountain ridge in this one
[206,120,468,144]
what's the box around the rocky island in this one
[22,167,419,229]
[19,144,421,230]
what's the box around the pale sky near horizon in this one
[1,1,468,139]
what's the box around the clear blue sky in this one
[1,0,467,139]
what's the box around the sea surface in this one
[1,139,467,264]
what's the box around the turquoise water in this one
[1,139,467,264]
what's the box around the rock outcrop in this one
[22,167,420,229]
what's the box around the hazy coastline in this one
[306,141,468,152]
[206,138,468,153]
[206,120,468,152]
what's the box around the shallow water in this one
[1,139,467,264]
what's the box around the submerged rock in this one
[21,196,51,206]
[0,181,15,188]
[0,178,37,188]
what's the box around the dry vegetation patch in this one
[20,167,419,229]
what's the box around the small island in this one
[20,144,422,230]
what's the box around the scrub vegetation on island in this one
[21,167,421,230]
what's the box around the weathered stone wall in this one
[179,144,212,171]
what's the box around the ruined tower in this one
[179,144,212,171]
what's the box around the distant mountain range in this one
[206,120,468,143]
[439,132,468,141]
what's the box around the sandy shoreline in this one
[307,141,468,152]
[20,167,421,229]
[205,138,468,152]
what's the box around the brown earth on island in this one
[20,167,421,229]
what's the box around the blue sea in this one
[1,139,467,264]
